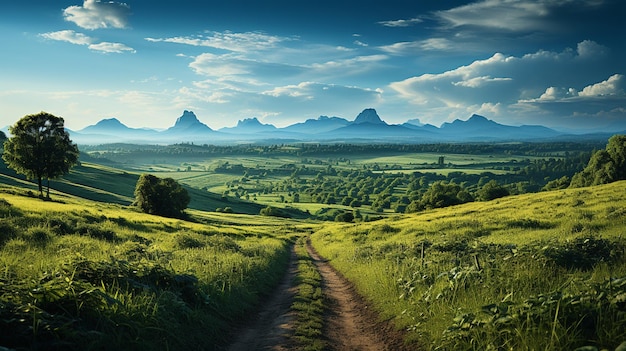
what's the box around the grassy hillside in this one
[0,161,271,216]
[310,180,626,350]
[0,184,314,350]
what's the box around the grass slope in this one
[0,184,315,350]
[0,161,267,215]
[311,181,626,350]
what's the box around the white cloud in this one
[40,30,93,45]
[379,38,454,55]
[524,74,625,102]
[378,17,423,27]
[88,41,135,53]
[452,76,512,88]
[40,30,134,54]
[436,0,551,31]
[577,39,609,59]
[388,41,623,128]
[579,74,625,96]
[63,0,131,30]
[309,55,388,73]
[537,86,578,100]
[145,31,292,53]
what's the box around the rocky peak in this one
[353,108,386,125]
[237,117,263,127]
[173,110,201,127]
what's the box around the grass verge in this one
[290,237,325,351]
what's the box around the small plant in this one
[24,226,52,246]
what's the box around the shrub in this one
[543,236,622,270]
[174,233,205,249]
[0,221,17,245]
[24,226,53,246]
[260,206,289,218]
[75,223,118,242]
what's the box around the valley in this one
[1,137,625,350]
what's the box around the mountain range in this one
[62,108,617,145]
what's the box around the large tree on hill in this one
[133,174,190,218]
[2,112,79,198]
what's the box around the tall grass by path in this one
[290,237,325,351]
[0,186,297,350]
[310,180,626,350]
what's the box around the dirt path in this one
[225,246,299,351]
[225,240,414,351]
[305,240,414,351]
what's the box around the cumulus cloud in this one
[146,31,291,52]
[388,40,622,128]
[524,74,625,102]
[63,0,131,30]
[39,30,134,53]
[579,74,625,96]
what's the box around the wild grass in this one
[310,180,626,350]
[291,238,325,351]
[0,186,294,350]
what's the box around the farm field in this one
[79,142,597,218]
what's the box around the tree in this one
[570,135,626,188]
[2,112,79,198]
[477,180,509,201]
[133,174,190,218]
[418,181,471,210]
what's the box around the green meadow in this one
[0,185,310,350]
[311,180,626,350]
[1,139,625,350]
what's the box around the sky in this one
[1,0,625,132]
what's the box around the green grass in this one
[310,180,626,350]
[0,186,298,350]
[291,238,325,351]
[0,161,268,215]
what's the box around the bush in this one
[24,226,53,246]
[334,212,354,223]
[543,236,622,270]
[174,233,205,249]
[0,221,17,245]
[76,223,118,242]
[260,206,289,218]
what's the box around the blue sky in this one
[1,0,625,132]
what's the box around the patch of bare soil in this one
[225,246,299,351]
[306,240,416,351]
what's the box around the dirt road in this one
[225,240,415,351]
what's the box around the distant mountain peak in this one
[174,110,200,127]
[168,110,212,132]
[354,108,386,125]
[237,117,266,127]
[468,114,488,121]
[96,117,124,126]
[405,118,423,127]
[80,117,129,133]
